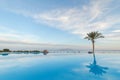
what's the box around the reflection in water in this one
[86,54,109,76]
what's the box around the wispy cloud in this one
[112,30,120,33]
[33,0,120,38]
[0,0,120,38]
[0,0,120,50]
[0,26,40,44]
[0,26,84,49]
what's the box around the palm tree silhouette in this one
[84,31,104,56]
[86,54,108,76]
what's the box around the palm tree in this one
[84,31,104,56]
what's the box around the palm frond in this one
[84,31,104,41]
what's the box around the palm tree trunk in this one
[92,40,95,57]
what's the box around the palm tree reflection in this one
[86,55,108,76]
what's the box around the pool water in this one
[0,53,120,80]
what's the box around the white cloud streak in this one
[0,0,120,50]
[0,26,85,50]
[32,0,120,41]
[112,30,120,33]
[33,0,119,35]
[0,26,40,44]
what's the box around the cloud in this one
[0,0,120,38]
[33,0,120,38]
[0,26,87,50]
[0,26,40,44]
[0,26,84,49]
[105,33,120,41]
[0,0,120,50]
[112,30,120,33]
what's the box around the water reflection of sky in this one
[0,53,120,80]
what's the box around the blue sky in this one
[0,0,120,50]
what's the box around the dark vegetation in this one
[0,48,49,55]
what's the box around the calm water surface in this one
[0,53,120,80]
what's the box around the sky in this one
[0,0,120,50]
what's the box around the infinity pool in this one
[0,53,120,80]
